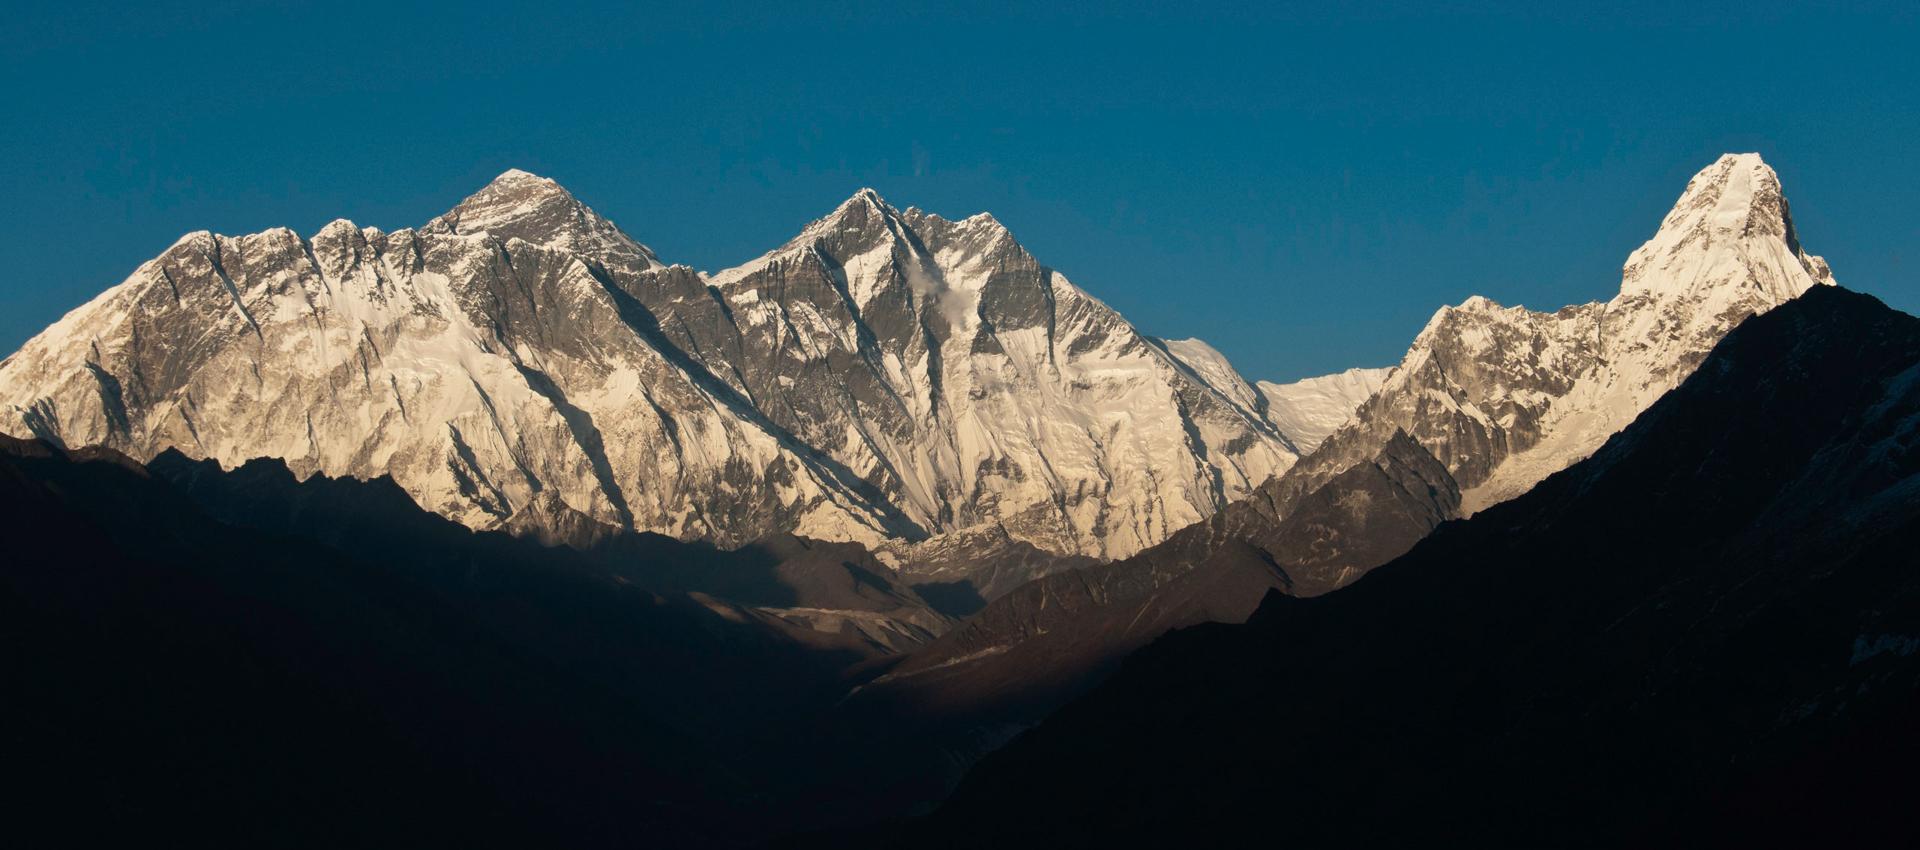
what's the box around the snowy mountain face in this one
[907,285,1920,848]
[0,153,1823,562]
[1258,153,1835,521]
[815,153,1844,778]
[0,174,1322,559]
[628,190,1304,559]
[0,172,917,548]
[1254,367,1392,453]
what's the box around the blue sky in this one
[3,1,1914,381]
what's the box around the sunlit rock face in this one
[0,173,1323,559]
[1260,153,1834,520]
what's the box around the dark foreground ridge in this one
[10,285,1918,847]
[0,437,952,847]
[895,286,1920,848]
[814,427,1459,824]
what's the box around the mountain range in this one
[905,283,1920,848]
[815,155,1837,810]
[4,152,1901,846]
[0,173,1342,563]
[0,155,1831,588]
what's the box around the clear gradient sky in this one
[3,1,1915,381]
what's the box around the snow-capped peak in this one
[795,187,909,243]
[426,169,662,269]
[707,189,916,289]
[845,186,891,209]
[491,167,548,184]
[1621,152,1831,300]
[449,168,577,220]
[1281,152,1841,526]
[1,153,1843,569]
[693,186,1297,560]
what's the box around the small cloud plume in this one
[902,258,978,330]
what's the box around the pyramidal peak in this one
[1273,151,1842,532]
[426,168,661,269]
[1658,153,1790,245]
[1622,152,1832,300]
[707,188,1029,305]
[805,187,906,236]
[775,188,1019,255]
[446,168,579,220]
[492,166,551,185]
[725,186,919,274]
[846,185,891,208]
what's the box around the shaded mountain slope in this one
[776,430,1458,831]
[147,449,951,653]
[797,156,1840,820]
[910,286,1920,848]
[858,429,1458,720]
[0,436,923,847]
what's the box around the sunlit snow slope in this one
[0,175,1332,558]
[1264,153,1835,518]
